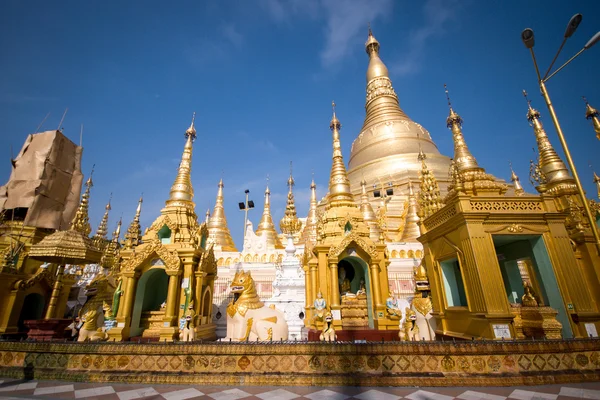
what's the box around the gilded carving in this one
[328,231,378,260]
[507,224,524,233]
[121,240,180,272]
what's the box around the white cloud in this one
[221,23,244,48]
[390,0,458,76]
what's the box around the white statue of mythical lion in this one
[225,270,288,341]
[78,308,108,342]
[319,312,337,342]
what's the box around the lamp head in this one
[585,31,600,49]
[564,13,582,38]
[522,28,535,49]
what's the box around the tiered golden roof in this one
[299,178,319,246]
[359,178,381,241]
[584,97,600,140]
[29,174,102,265]
[327,102,356,209]
[256,183,284,248]
[347,28,451,192]
[444,85,507,200]
[100,217,121,270]
[207,179,237,252]
[93,197,111,248]
[279,166,302,235]
[525,92,577,196]
[417,149,443,219]
[122,197,143,249]
[399,181,420,242]
[510,162,525,196]
[165,113,196,210]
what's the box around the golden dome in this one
[348,28,451,195]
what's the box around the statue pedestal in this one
[24,319,72,341]
[511,304,563,339]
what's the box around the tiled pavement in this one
[0,379,598,400]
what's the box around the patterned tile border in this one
[0,339,598,387]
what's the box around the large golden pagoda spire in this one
[584,97,600,141]
[165,113,196,209]
[417,149,443,219]
[327,102,356,209]
[510,162,525,196]
[93,196,112,247]
[399,181,420,241]
[207,179,237,252]
[71,173,94,236]
[256,180,284,249]
[524,91,577,194]
[444,85,506,198]
[123,196,143,249]
[300,177,319,246]
[359,178,381,241]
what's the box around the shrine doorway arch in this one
[338,256,374,329]
[129,267,168,337]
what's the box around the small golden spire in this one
[256,178,284,249]
[414,259,428,282]
[206,179,237,252]
[166,113,196,209]
[205,209,211,225]
[593,168,600,200]
[280,163,302,235]
[359,178,382,241]
[418,154,443,219]
[584,97,600,140]
[400,181,421,241]
[123,196,143,249]
[327,102,356,209]
[93,195,112,246]
[300,178,319,246]
[509,162,525,196]
[524,91,576,193]
[112,217,122,244]
[444,84,479,172]
[70,168,94,236]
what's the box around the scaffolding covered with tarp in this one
[0,130,83,230]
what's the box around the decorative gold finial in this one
[300,177,319,246]
[122,196,143,249]
[206,179,237,251]
[400,180,421,241]
[256,174,284,249]
[444,83,463,127]
[524,90,576,193]
[205,209,210,224]
[592,165,600,200]
[93,194,112,246]
[327,102,356,208]
[330,101,341,131]
[509,162,525,196]
[445,85,478,173]
[166,114,197,208]
[112,217,122,244]
[280,164,302,235]
[70,167,94,236]
[365,24,380,54]
[583,96,600,140]
[418,154,443,219]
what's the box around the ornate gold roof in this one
[280,166,302,235]
[165,113,196,209]
[525,93,577,196]
[70,174,93,236]
[327,102,356,209]
[92,197,111,248]
[207,179,237,252]
[348,28,451,191]
[584,97,600,140]
[256,184,284,249]
[417,150,444,219]
[299,178,318,246]
[399,181,420,242]
[123,196,143,249]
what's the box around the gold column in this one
[304,266,312,309]
[165,272,181,321]
[329,261,340,306]
[44,265,64,319]
[369,262,383,308]
[118,275,137,319]
[310,264,318,307]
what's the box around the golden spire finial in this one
[444,83,463,127]
[112,217,122,244]
[418,154,443,219]
[524,90,576,193]
[444,84,479,173]
[400,180,421,241]
[509,161,525,196]
[166,114,197,209]
[256,175,284,249]
[583,96,600,140]
[280,164,302,235]
[206,179,237,252]
[93,194,112,245]
[327,102,356,209]
[300,177,319,246]
[70,167,94,236]
[365,24,380,55]
[204,209,210,224]
[123,196,143,249]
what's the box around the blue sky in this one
[1,0,600,247]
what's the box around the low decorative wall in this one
[0,339,599,386]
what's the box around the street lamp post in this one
[238,189,254,243]
[521,15,600,253]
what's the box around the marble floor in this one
[0,379,598,400]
